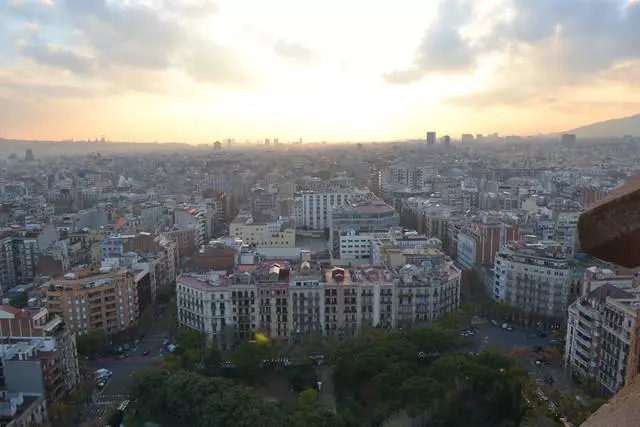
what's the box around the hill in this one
[568,113,640,138]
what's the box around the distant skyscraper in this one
[265,139,271,145]
[25,149,34,162]
[561,134,577,146]
[461,134,474,144]
[426,131,436,146]
[274,138,279,145]
[213,141,222,151]
[442,135,451,146]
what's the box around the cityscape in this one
[0,132,638,427]
[3,1,640,427]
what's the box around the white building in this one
[176,272,232,346]
[493,237,571,318]
[338,230,372,262]
[565,282,640,394]
[295,191,351,230]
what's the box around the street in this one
[83,321,169,423]
[471,322,550,352]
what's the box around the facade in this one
[456,220,519,270]
[45,267,138,335]
[493,238,571,318]
[554,211,580,256]
[164,227,196,259]
[230,213,295,248]
[0,306,78,410]
[0,234,16,293]
[174,208,209,247]
[330,200,399,258]
[176,260,461,344]
[565,284,640,394]
[338,231,372,262]
[295,191,351,230]
[426,131,436,146]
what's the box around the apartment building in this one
[493,237,571,318]
[295,191,351,230]
[230,212,295,248]
[0,306,79,406]
[0,233,16,293]
[45,267,138,335]
[177,259,461,343]
[250,187,278,216]
[565,284,640,393]
[174,207,211,247]
[100,235,135,259]
[255,262,290,340]
[164,227,197,259]
[381,164,434,190]
[176,272,231,347]
[457,219,519,270]
[554,211,580,256]
[0,346,48,427]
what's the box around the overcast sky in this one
[1,0,640,143]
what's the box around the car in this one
[142,349,150,356]
[116,354,128,360]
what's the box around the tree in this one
[9,291,28,308]
[156,287,175,305]
[287,364,317,392]
[175,328,205,350]
[76,330,109,356]
[438,310,470,331]
[233,341,270,382]
[49,402,73,426]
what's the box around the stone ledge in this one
[578,178,640,268]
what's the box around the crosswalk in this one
[86,393,129,421]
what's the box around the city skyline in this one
[1,0,640,143]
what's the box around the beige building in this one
[177,260,461,344]
[45,267,138,335]
[230,212,295,248]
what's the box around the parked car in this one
[142,349,150,356]
[502,323,514,331]
[116,353,128,360]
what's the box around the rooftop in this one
[49,269,129,289]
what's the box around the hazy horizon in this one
[2,0,640,143]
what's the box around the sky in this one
[1,0,640,143]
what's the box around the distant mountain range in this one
[567,113,640,138]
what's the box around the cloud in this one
[19,42,96,74]
[274,40,316,65]
[61,0,186,69]
[383,0,476,84]
[384,0,640,99]
[181,39,253,85]
[0,71,96,101]
[3,0,250,88]
[165,0,218,18]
